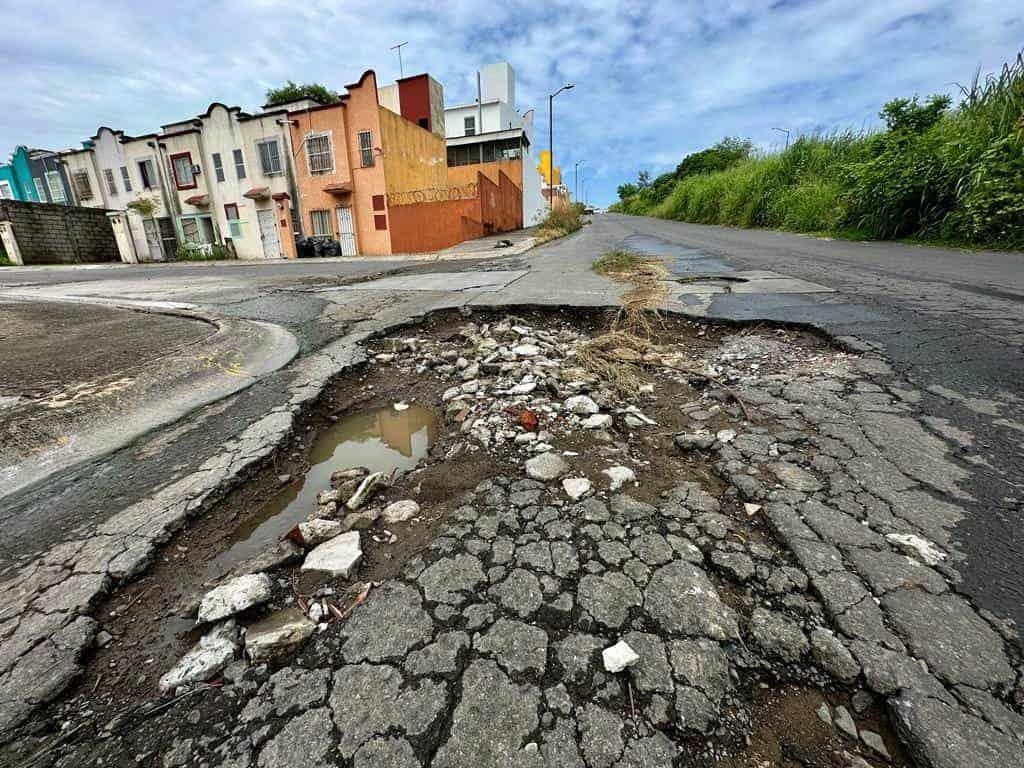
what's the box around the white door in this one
[142,218,164,261]
[335,206,357,256]
[257,209,282,258]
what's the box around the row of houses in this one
[1,62,554,261]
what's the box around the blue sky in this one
[2,0,1021,205]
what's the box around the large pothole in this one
[10,307,922,768]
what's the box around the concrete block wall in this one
[0,199,118,265]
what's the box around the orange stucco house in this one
[286,70,451,256]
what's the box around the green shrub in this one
[614,52,1024,250]
[175,242,231,261]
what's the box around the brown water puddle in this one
[206,403,439,577]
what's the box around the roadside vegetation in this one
[175,243,232,261]
[612,52,1024,249]
[536,201,586,243]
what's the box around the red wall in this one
[388,169,523,253]
[397,75,431,131]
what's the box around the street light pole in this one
[547,83,574,209]
[772,127,790,149]
[574,160,585,202]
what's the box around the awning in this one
[184,194,209,206]
[323,182,352,195]
[271,192,291,202]
[243,187,271,200]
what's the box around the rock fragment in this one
[197,574,272,623]
[301,531,362,577]
[525,452,569,481]
[602,640,640,673]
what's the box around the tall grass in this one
[617,53,1024,249]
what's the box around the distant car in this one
[584,206,597,214]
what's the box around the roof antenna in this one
[390,41,409,78]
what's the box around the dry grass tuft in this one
[581,251,674,393]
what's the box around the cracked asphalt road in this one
[0,215,1022,764]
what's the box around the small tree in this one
[265,81,340,106]
[617,183,639,199]
[636,170,651,189]
[879,95,951,134]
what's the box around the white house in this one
[444,62,545,225]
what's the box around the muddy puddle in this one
[206,403,439,577]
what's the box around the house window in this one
[0,181,12,199]
[464,116,476,136]
[310,209,332,237]
[45,171,66,202]
[34,177,46,201]
[138,159,156,190]
[233,149,246,180]
[72,170,93,200]
[180,214,215,244]
[212,153,225,182]
[358,131,374,167]
[103,169,118,195]
[224,203,243,239]
[170,153,196,190]
[372,194,385,211]
[256,138,282,175]
[120,166,132,192]
[374,214,387,230]
[304,132,333,174]
[418,117,429,129]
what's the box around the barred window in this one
[120,166,132,192]
[358,130,373,167]
[34,177,46,201]
[305,132,333,174]
[72,170,92,200]
[310,209,332,237]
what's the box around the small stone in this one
[565,395,600,415]
[602,466,635,491]
[514,343,541,357]
[583,413,613,429]
[562,477,592,500]
[743,503,762,516]
[245,607,316,663]
[525,452,569,481]
[675,432,715,451]
[346,472,386,510]
[602,640,640,673]
[197,574,272,624]
[296,519,343,547]
[816,703,832,726]
[716,429,737,443]
[301,531,362,577]
[158,621,238,692]
[382,500,420,523]
[834,705,858,738]
[860,730,890,761]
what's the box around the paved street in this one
[0,214,1022,766]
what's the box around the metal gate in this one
[335,206,356,256]
[257,209,281,258]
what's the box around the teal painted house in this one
[0,146,73,203]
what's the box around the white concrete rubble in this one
[525,452,570,481]
[603,466,636,491]
[297,519,343,547]
[197,574,273,624]
[158,621,238,692]
[562,477,592,501]
[602,640,640,673]
[244,607,317,663]
[302,531,363,577]
[383,499,421,523]
[565,395,600,415]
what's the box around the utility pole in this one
[772,127,790,149]
[390,41,408,78]
[547,82,574,208]
[574,159,585,202]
